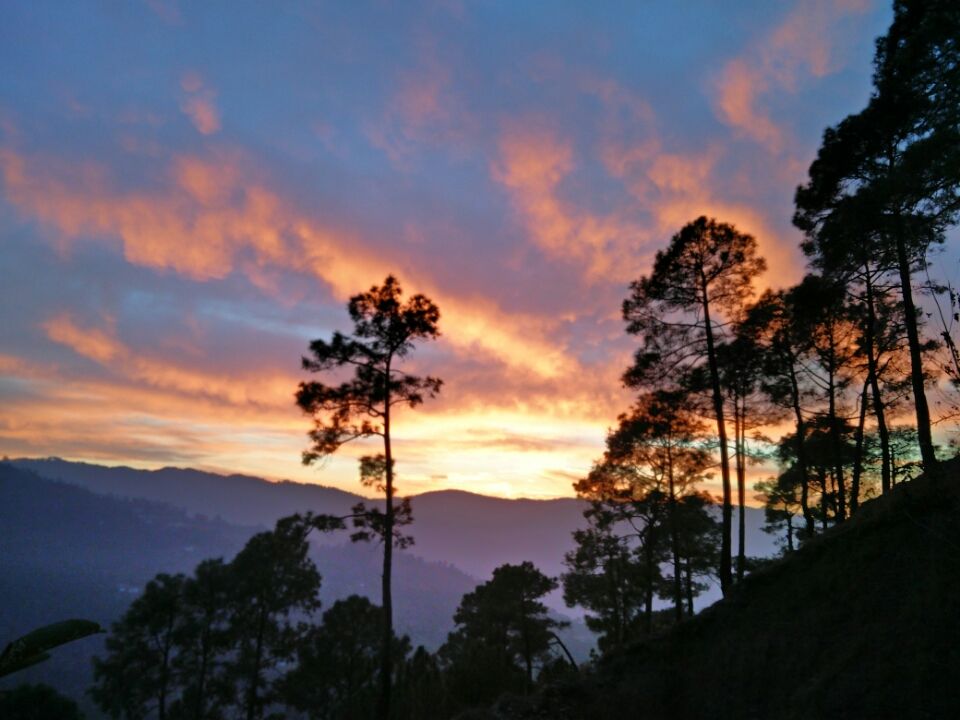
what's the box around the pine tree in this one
[623,216,766,594]
[296,275,441,720]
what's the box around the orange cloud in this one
[495,111,804,291]
[597,129,803,288]
[493,124,639,282]
[714,0,872,153]
[43,315,121,364]
[0,357,613,498]
[645,148,722,198]
[716,60,783,153]
[655,198,801,290]
[4,316,625,497]
[43,314,296,410]
[0,145,575,380]
[364,43,476,164]
[180,72,221,135]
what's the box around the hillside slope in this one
[510,461,960,720]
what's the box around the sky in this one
[0,0,901,499]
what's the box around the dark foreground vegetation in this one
[494,460,960,720]
[73,513,574,720]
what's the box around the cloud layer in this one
[0,1,892,498]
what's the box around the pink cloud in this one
[146,0,182,25]
[364,40,478,164]
[43,314,296,410]
[716,60,783,153]
[714,0,872,153]
[0,145,577,381]
[493,121,642,282]
[180,72,221,135]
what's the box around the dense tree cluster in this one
[90,528,570,720]
[562,0,958,636]
[440,562,567,709]
[90,516,326,720]
[562,391,719,650]
[759,0,958,540]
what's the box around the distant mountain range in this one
[9,457,779,583]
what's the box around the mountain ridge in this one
[10,456,777,585]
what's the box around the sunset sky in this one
[0,1,902,499]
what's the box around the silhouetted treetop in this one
[297,275,442,461]
[623,216,765,595]
[296,275,442,720]
[624,216,766,336]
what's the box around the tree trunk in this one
[518,581,533,693]
[158,628,172,720]
[788,362,814,536]
[735,401,746,583]
[819,470,829,532]
[826,346,846,522]
[894,219,937,469]
[851,378,869,516]
[522,616,533,692]
[863,269,892,493]
[246,610,267,720]
[700,273,733,595]
[643,536,655,634]
[609,549,625,648]
[666,443,683,621]
[194,623,211,720]
[379,366,395,720]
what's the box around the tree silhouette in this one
[0,683,84,720]
[797,183,909,497]
[392,646,446,720]
[574,462,669,637]
[281,595,410,720]
[566,387,719,644]
[441,561,563,705]
[671,492,721,616]
[171,559,233,720]
[91,574,185,720]
[744,289,817,535]
[794,0,960,471]
[607,391,712,620]
[296,275,441,720]
[793,275,858,522]
[562,520,646,652]
[228,516,321,720]
[0,619,102,679]
[714,325,781,580]
[623,216,766,594]
[90,517,321,720]
[755,471,804,553]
